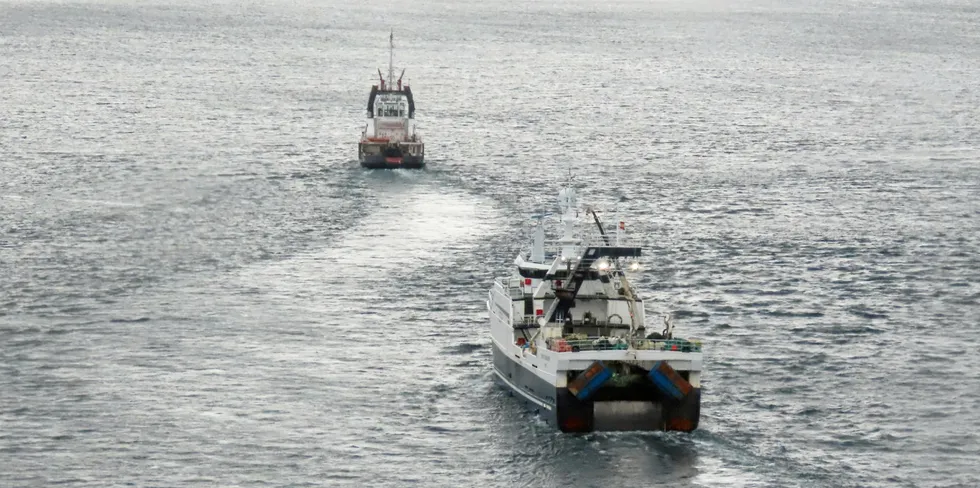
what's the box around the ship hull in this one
[491,342,700,433]
[358,140,425,169]
[359,153,425,169]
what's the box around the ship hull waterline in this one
[359,153,425,169]
[491,342,700,433]
[358,141,425,169]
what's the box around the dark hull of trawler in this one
[491,342,701,433]
[359,151,425,169]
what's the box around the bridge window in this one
[380,105,402,117]
[375,97,409,118]
[377,104,396,117]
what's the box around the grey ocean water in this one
[2,0,979,486]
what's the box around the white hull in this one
[489,293,703,432]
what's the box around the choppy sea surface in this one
[2,0,979,486]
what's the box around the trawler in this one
[358,32,424,169]
[487,185,704,432]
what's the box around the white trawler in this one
[358,31,424,169]
[487,184,704,432]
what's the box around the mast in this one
[558,164,579,259]
[558,187,578,259]
[388,30,395,89]
[530,215,547,262]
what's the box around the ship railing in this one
[491,280,511,302]
[493,278,523,299]
[545,336,703,353]
[514,316,638,329]
[515,315,539,328]
[520,236,642,261]
[508,278,524,297]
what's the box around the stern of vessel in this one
[359,139,425,169]
[489,278,703,433]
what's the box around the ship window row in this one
[377,105,407,117]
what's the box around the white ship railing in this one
[489,280,517,323]
[545,336,704,353]
[516,240,644,272]
[492,278,522,299]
